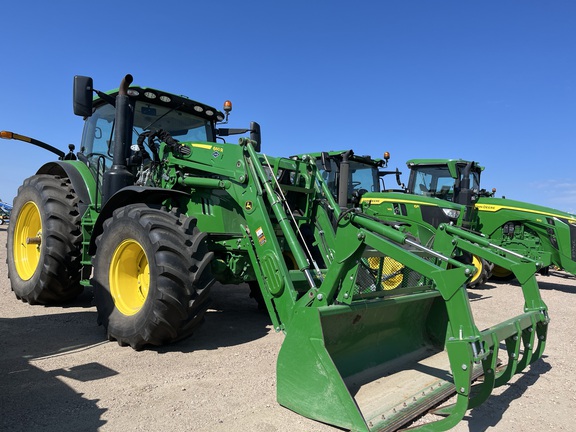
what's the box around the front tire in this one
[92,205,215,349]
[6,175,83,304]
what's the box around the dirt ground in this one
[0,224,574,431]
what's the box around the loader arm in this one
[175,143,548,432]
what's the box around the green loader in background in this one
[405,158,576,280]
[315,150,575,284]
[310,150,497,288]
[2,75,549,431]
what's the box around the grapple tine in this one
[495,321,523,386]
[531,319,548,363]
[468,333,499,409]
[516,319,537,372]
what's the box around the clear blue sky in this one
[1,1,575,213]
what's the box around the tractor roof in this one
[407,158,485,176]
[94,86,225,124]
[299,150,385,167]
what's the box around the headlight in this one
[442,208,461,219]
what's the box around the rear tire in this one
[91,205,215,349]
[6,175,83,304]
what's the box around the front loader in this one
[3,75,549,431]
[308,150,495,288]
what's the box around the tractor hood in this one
[476,197,576,224]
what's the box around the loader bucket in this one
[277,293,457,432]
[276,242,549,432]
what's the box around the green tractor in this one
[2,75,549,431]
[405,158,576,280]
[311,150,495,288]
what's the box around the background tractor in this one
[2,75,549,431]
[0,200,12,213]
[405,158,576,280]
[0,208,9,225]
[317,149,575,285]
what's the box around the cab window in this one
[80,100,213,166]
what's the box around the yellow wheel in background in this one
[491,265,515,281]
[468,255,483,285]
[109,239,150,316]
[368,256,404,290]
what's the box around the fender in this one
[88,186,192,255]
[36,161,97,217]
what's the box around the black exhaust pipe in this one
[455,162,474,228]
[338,150,353,208]
[102,74,135,205]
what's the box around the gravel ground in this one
[0,225,574,431]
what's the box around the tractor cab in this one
[406,159,484,204]
[78,93,217,172]
[307,150,385,207]
[72,75,260,205]
[75,77,222,180]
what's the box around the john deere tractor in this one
[405,158,576,280]
[2,75,549,431]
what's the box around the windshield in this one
[80,100,213,160]
[319,160,380,199]
[350,162,380,193]
[410,166,456,199]
[410,165,481,200]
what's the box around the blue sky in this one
[1,1,575,213]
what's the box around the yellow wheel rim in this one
[469,255,483,284]
[13,201,42,281]
[109,239,150,316]
[492,265,513,279]
[368,256,404,290]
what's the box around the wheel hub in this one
[14,201,42,281]
[109,239,150,316]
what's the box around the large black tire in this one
[248,281,266,310]
[91,205,215,350]
[6,175,83,304]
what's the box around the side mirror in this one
[249,121,261,152]
[73,75,94,117]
